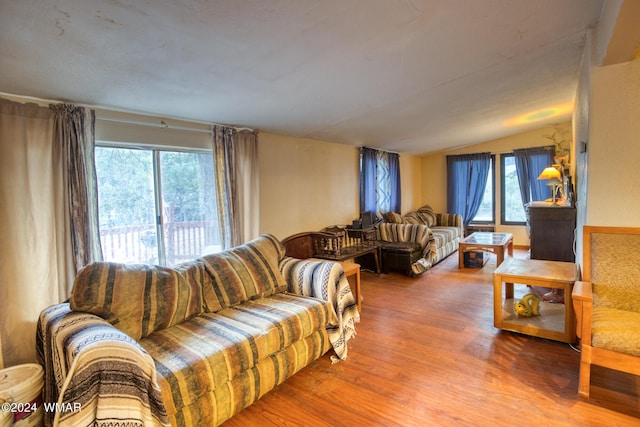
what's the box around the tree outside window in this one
[95,145,221,266]
[501,153,527,224]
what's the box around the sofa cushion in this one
[139,292,330,419]
[70,260,205,340]
[416,205,437,227]
[163,331,329,427]
[382,211,403,223]
[436,213,461,227]
[200,234,288,311]
[403,211,424,225]
[431,226,462,245]
[592,307,640,357]
[376,223,430,248]
[591,232,640,312]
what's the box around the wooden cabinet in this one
[527,203,576,262]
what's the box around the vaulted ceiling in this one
[0,0,625,155]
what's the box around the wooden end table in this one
[339,262,361,312]
[458,232,513,268]
[493,257,577,343]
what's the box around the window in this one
[446,152,492,226]
[470,155,495,224]
[95,145,221,265]
[501,153,527,224]
[359,147,401,216]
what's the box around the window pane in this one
[160,151,221,265]
[472,161,494,222]
[96,146,222,266]
[96,147,159,263]
[502,155,527,223]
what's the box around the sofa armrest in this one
[436,213,463,228]
[572,280,593,343]
[279,257,359,360]
[37,303,169,427]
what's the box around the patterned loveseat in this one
[37,234,359,426]
[381,205,463,271]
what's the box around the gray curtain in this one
[212,125,258,249]
[51,104,103,271]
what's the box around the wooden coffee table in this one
[458,232,513,268]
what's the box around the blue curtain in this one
[446,152,491,226]
[359,147,378,214]
[513,145,555,204]
[359,147,401,216]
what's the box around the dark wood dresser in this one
[526,202,577,262]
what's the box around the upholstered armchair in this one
[572,226,640,398]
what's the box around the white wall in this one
[258,132,358,239]
[573,29,593,269]
[587,58,640,226]
[258,132,423,240]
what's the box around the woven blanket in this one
[36,303,170,427]
[279,257,360,361]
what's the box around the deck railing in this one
[100,221,220,265]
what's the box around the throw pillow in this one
[200,234,288,310]
[403,212,423,225]
[417,205,437,227]
[70,260,205,340]
[382,211,403,223]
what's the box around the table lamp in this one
[537,166,562,205]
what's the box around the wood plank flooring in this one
[224,250,640,426]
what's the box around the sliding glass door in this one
[95,146,221,266]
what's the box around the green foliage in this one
[95,147,215,228]
[95,147,155,227]
[161,151,204,222]
[503,164,526,222]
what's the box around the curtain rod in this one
[96,116,256,134]
[96,116,213,134]
[361,146,400,155]
[0,91,254,134]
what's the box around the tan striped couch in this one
[37,234,358,427]
[381,205,463,271]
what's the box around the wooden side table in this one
[339,262,361,312]
[493,258,577,343]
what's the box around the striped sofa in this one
[37,234,359,427]
[380,206,463,273]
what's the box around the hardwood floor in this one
[224,250,640,426]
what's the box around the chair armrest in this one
[37,303,169,426]
[572,280,593,301]
[572,280,593,343]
